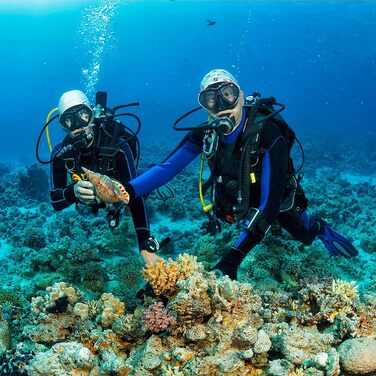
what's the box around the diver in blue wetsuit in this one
[48,90,161,265]
[123,69,358,280]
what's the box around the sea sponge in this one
[141,253,201,297]
[143,301,177,333]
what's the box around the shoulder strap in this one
[95,121,123,158]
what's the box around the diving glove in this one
[200,219,221,236]
[316,219,358,258]
[211,247,246,280]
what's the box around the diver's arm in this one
[212,127,289,279]
[126,133,203,199]
[49,145,77,211]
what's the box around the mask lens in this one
[59,113,75,130]
[77,107,92,125]
[199,82,240,113]
[219,83,239,105]
[199,90,217,111]
[59,104,92,131]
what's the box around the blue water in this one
[1,0,375,165]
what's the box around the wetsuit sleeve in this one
[234,122,289,253]
[126,132,203,199]
[49,145,77,211]
[116,139,151,250]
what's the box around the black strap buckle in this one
[241,208,271,236]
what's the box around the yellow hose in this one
[45,107,59,153]
[199,153,213,213]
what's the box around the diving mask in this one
[198,82,240,113]
[59,104,93,132]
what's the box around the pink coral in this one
[143,302,177,333]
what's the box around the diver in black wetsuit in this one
[122,69,358,279]
[49,90,161,265]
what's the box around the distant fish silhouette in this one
[156,183,175,201]
[206,19,216,26]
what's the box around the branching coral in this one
[141,253,202,297]
[296,279,360,325]
[143,301,177,333]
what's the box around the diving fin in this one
[318,221,358,258]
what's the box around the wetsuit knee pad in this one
[279,208,318,245]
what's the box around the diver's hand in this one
[140,250,162,265]
[74,180,98,204]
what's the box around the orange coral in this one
[141,254,201,297]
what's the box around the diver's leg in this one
[278,207,319,245]
[279,201,358,258]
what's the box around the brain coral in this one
[338,337,376,375]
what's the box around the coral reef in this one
[144,301,177,333]
[141,253,203,297]
[18,164,49,203]
[1,249,375,375]
[0,135,375,374]
[338,337,376,375]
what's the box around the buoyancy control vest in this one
[205,97,297,221]
[61,119,138,180]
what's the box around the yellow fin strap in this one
[112,180,130,205]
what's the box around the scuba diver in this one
[120,69,358,280]
[43,89,162,265]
